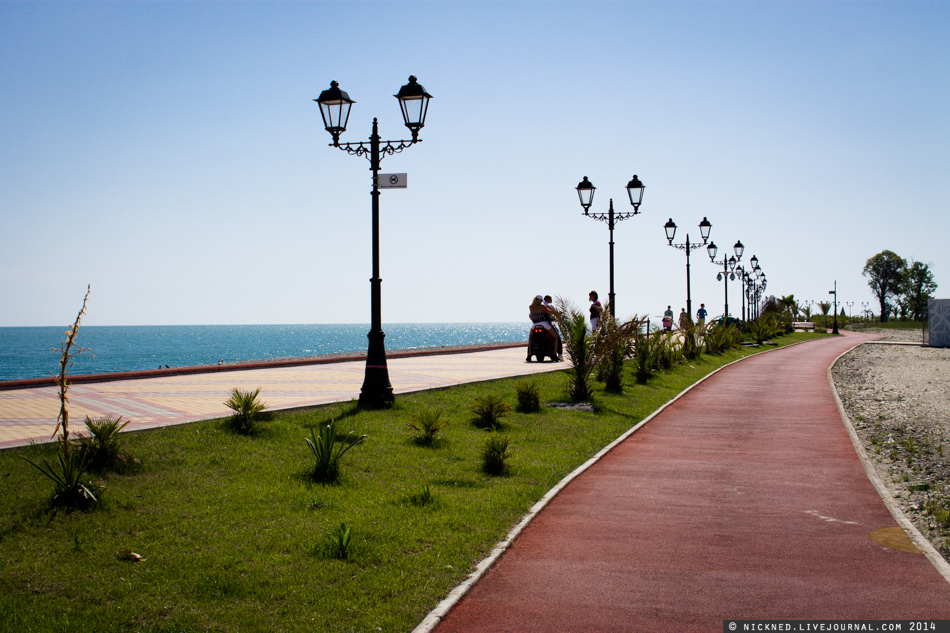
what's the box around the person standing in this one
[589,291,603,331]
[697,303,708,327]
[663,305,674,331]
[679,308,691,330]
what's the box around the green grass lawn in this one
[0,332,826,633]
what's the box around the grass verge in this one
[0,332,825,632]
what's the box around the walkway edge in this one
[827,342,950,584]
[411,340,812,633]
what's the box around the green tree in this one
[862,250,907,322]
[901,260,937,322]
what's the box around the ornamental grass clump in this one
[481,434,512,476]
[223,387,268,434]
[306,419,367,483]
[21,285,101,511]
[407,409,449,445]
[471,395,512,430]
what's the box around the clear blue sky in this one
[1,1,947,326]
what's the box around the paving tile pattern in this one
[0,346,559,449]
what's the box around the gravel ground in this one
[832,327,950,559]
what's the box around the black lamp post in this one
[829,281,839,334]
[575,175,645,316]
[663,217,712,318]
[706,240,744,319]
[315,76,433,408]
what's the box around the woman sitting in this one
[529,295,560,351]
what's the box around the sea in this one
[0,323,528,382]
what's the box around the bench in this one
[792,321,816,331]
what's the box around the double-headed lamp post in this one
[315,76,433,408]
[663,217,712,318]
[706,239,744,319]
[575,175,645,316]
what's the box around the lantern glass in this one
[707,242,718,262]
[734,240,744,260]
[699,217,712,242]
[315,80,355,142]
[576,177,596,211]
[626,174,645,209]
[394,75,432,140]
[728,256,737,271]
[664,218,677,243]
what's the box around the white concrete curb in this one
[828,342,950,585]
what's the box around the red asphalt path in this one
[427,332,950,632]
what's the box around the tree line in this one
[862,250,937,322]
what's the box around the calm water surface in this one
[0,323,528,382]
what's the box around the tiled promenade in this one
[0,345,559,450]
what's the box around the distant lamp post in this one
[663,216,712,317]
[575,175,645,316]
[707,240,744,319]
[846,301,854,318]
[829,281,839,334]
[862,301,870,320]
[315,75,433,407]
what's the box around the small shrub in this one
[306,420,367,483]
[481,435,511,476]
[408,485,435,507]
[329,523,353,560]
[223,387,268,434]
[515,381,541,413]
[471,395,512,430]
[23,440,100,510]
[407,409,449,445]
[74,415,135,472]
[705,323,741,355]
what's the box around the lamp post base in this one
[359,329,395,408]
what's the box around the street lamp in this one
[663,217,712,317]
[575,175,645,316]
[862,301,870,321]
[829,281,839,334]
[315,75,433,408]
[846,301,854,318]
[707,240,744,319]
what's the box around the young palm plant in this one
[593,311,643,393]
[74,414,133,472]
[223,387,268,434]
[407,409,449,445]
[631,326,660,384]
[481,434,512,476]
[471,395,512,430]
[515,381,542,413]
[553,297,598,402]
